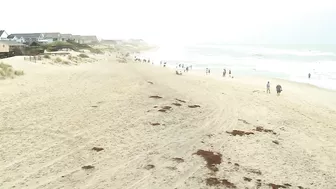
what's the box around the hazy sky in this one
[1,0,336,45]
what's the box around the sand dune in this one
[0,56,335,189]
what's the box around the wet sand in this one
[0,55,336,189]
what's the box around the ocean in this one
[140,44,336,90]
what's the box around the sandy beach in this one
[1,54,336,189]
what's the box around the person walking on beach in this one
[223,69,226,77]
[206,68,208,75]
[229,69,232,77]
[276,85,282,96]
[308,73,311,79]
[207,68,211,75]
[266,81,271,94]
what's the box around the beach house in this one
[7,33,44,45]
[43,33,61,43]
[72,35,84,44]
[0,42,9,53]
[0,30,9,40]
[61,34,73,42]
[81,36,99,44]
[0,40,26,57]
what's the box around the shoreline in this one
[139,47,336,91]
[141,58,336,93]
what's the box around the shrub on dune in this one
[43,54,51,59]
[54,57,62,63]
[62,60,70,65]
[14,70,24,76]
[78,54,89,58]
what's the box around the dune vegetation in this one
[0,62,24,79]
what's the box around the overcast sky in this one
[1,0,336,45]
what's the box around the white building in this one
[0,30,9,40]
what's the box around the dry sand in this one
[0,55,336,189]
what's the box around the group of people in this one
[267,81,283,96]
[175,63,193,75]
[222,69,232,77]
[205,68,211,75]
[160,61,167,67]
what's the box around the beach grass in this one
[0,62,24,79]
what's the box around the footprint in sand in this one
[144,164,155,170]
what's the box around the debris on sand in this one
[144,164,155,170]
[92,147,104,152]
[150,122,161,126]
[206,134,214,138]
[245,168,262,175]
[172,158,184,163]
[244,177,252,182]
[158,106,172,112]
[162,106,172,110]
[153,106,158,108]
[91,105,98,108]
[268,183,287,189]
[149,95,162,99]
[175,98,186,103]
[82,165,95,170]
[166,166,177,170]
[234,163,240,167]
[272,140,280,145]
[284,184,292,187]
[194,150,222,172]
[147,81,154,84]
[206,177,237,188]
[226,130,254,136]
[256,179,262,188]
[188,105,201,108]
[172,102,182,106]
[254,126,277,135]
[238,119,250,124]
